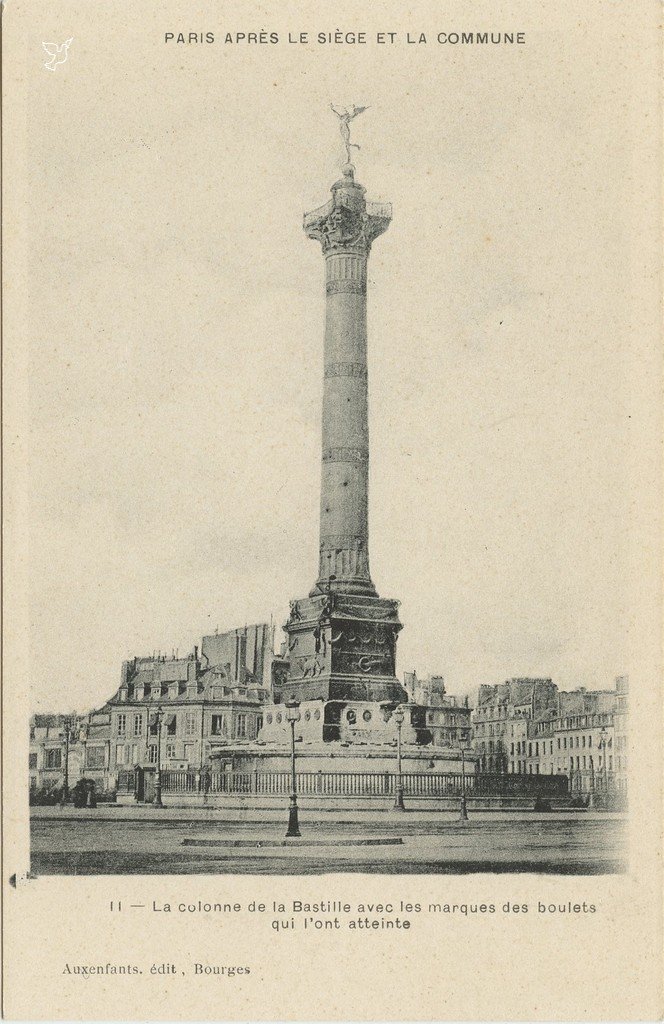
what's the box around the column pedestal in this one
[283,592,406,705]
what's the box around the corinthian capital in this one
[304,168,391,256]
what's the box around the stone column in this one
[304,166,391,597]
[281,162,404,706]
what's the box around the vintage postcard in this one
[2,0,662,1020]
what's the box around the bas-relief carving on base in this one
[284,589,403,702]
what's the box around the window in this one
[236,714,247,738]
[29,752,37,768]
[45,748,62,769]
[185,712,196,736]
[117,714,127,737]
[266,713,273,725]
[133,714,143,737]
[86,747,105,768]
[363,710,373,722]
[166,714,177,736]
[183,743,195,762]
[314,710,321,720]
[166,743,177,759]
[115,744,126,765]
[588,735,592,747]
[582,735,586,747]
[147,744,157,764]
[211,715,223,736]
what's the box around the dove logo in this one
[42,38,73,71]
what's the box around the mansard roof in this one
[107,662,269,707]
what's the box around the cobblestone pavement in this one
[30,812,627,875]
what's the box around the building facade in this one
[30,623,287,791]
[403,673,472,748]
[472,677,628,799]
[108,625,281,776]
[472,678,558,773]
[30,711,112,794]
[614,675,629,794]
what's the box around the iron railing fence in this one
[117,768,569,800]
[568,769,616,794]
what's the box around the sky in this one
[14,1,643,713]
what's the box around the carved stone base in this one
[281,591,407,704]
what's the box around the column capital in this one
[304,168,391,256]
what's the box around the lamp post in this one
[599,727,608,802]
[459,745,470,821]
[60,715,75,806]
[588,755,596,807]
[154,706,164,809]
[393,706,405,811]
[285,698,301,837]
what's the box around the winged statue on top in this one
[330,104,369,164]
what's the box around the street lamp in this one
[393,706,406,811]
[458,745,470,821]
[60,715,76,806]
[285,698,301,837]
[599,727,608,799]
[153,706,164,809]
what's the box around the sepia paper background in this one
[2,0,662,1019]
